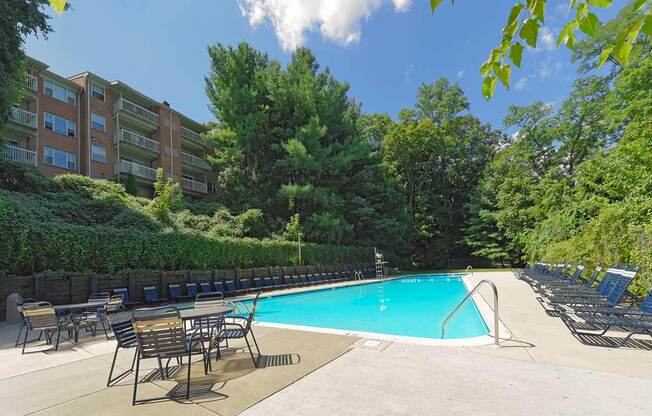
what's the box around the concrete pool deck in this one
[1,271,651,415]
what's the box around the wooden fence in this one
[0,263,372,321]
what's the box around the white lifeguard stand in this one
[374,247,388,279]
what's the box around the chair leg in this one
[244,336,257,368]
[21,327,30,355]
[107,344,120,387]
[14,322,26,348]
[250,329,261,356]
[100,318,109,340]
[54,326,62,351]
[132,356,141,406]
[186,351,192,400]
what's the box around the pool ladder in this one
[354,271,365,281]
[440,279,500,346]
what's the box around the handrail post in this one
[441,279,500,346]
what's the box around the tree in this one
[124,173,137,195]
[148,168,182,226]
[429,0,652,98]
[0,0,52,139]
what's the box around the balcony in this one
[182,177,208,194]
[2,144,37,166]
[10,107,38,129]
[118,159,158,181]
[113,98,159,126]
[114,129,160,153]
[181,151,210,170]
[181,126,210,148]
[25,74,38,91]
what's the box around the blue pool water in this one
[243,275,489,339]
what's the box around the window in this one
[91,83,105,101]
[44,112,76,137]
[91,113,106,132]
[182,174,194,181]
[91,144,107,163]
[44,147,76,170]
[44,79,76,105]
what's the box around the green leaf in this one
[532,0,545,22]
[495,64,512,89]
[588,0,612,7]
[632,0,647,13]
[509,42,524,67]
[557,21,576,47]
[643,13,652,37]
[430,0,444,12]
[482,76,497,100]
[597,45,613,67]
[613,40,633,64]
[519,18,540,48]
[579,13,600,37]
[49,0,66,14]
[507,3,525,26]
[480,59,494,77]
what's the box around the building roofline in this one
[42,69,82,91]
[25,55,49,71]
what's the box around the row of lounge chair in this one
[110,268,375,306]
[519,262,652,347]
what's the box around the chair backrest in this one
[112,287,131,304]
[132,307,186,358]
[106,294,124,313]
[143,286,159,302]
[272,276,282,286]
[639,290,652,315]
[606,275,633,304]
[88,292,111,303]
[244,294,260,332]
[22,302,58,330]
[584,262,604,287]
[107,316,136,348]
[200,282,213,293]
[225,280,237,293]
[195,291,225,308]
[264,277,273,287]
[568,262,586,284]
[214,281,226,293]
[168,284,182,300]
[240,279,251,290]
[186,283,198,298]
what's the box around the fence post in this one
[34,273,43,300]
[90,274,99,295]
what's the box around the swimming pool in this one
[243,274,489,341]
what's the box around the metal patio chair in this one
[215,293,262,367]
[20,302,74,354]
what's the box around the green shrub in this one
[236,208,268,238]
[0,160,54,193]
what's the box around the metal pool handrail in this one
[440,279,500,346]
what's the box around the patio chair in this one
[534,262,585,290]
[272,276,284,288]
[539,263,604,294]
[106,316,138,387]
[224,280,237,295]
[131,307,209,405]
[112,287,140,308]
[186,283,199,299]
[143,286,168,305]
[563,289,652,318]
[213,281,226,294]
[20,302,74,354]
[168,283,191,302]
[199,282,213,293]
[14,296,37,349]
[540,267,618,303]
[264,277,273,288]
[216,293,262,367]
[549,266,637,310]
[237,278,252,294]
[76,293,112,339]
[254,277,265,289]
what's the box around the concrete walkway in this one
[2,271,651,415]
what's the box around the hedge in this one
[0,220,373,274]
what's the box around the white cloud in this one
[238,0,411,51]
[456,69,465,79]
[514,74,534,91]
[539,56,563,78]
[528,26,555,54]
[404,64,415,83]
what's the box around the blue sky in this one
[25,0,605,131]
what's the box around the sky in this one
[25,0,605,131]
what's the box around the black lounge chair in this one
[169,283,192,302]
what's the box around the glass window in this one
[91,144,107,163]
[44,79,76,106]
[91,113,106,132]
[44,146,76,170]
[91,83,105,101]
[44,112,76,137]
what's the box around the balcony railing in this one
[25,74,38,91]
[114,129,160,153]
[2,144,37,166]
[114,98,159,125]
[181,126,210,147]
[181,151,210,170]
[118,159,158,181]
[10,107,38,129]
[182,177,208,193]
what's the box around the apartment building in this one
[2,56,214,199]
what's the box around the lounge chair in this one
[538,263,604,295]
[168,283,192,302]
[112,287,140,308]
[534,262,585,290]
[131,306,209,405]
[186,283,199,299]
[238,278,252,294]
[143,286,168,305]
[224,280,237,295]
[200,282,213,293]
[213,281,226,294]
[263,277,273,288]
[215,293,261,367]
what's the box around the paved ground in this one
[1,271,651,415]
